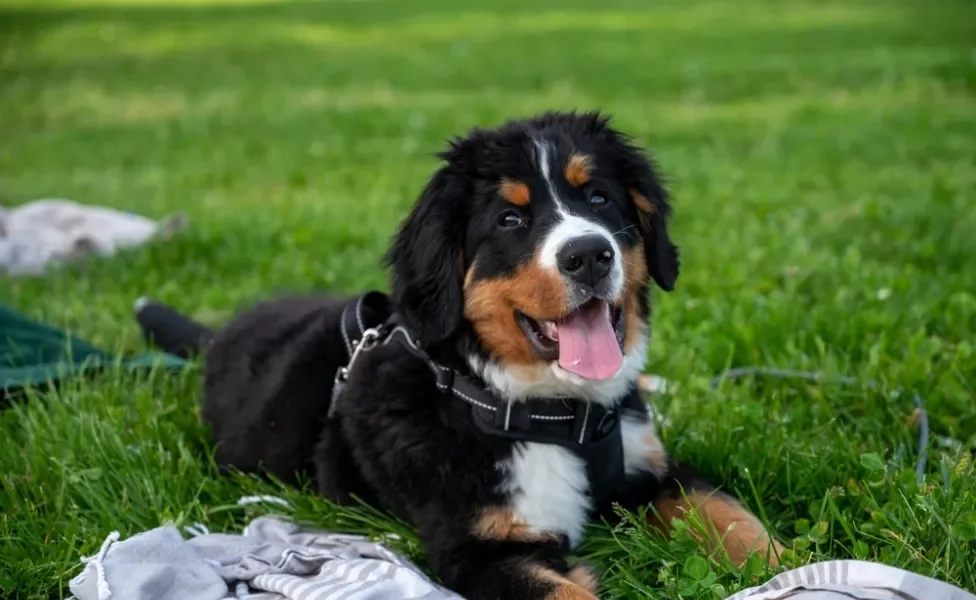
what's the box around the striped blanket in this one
[67,515,461,600]
[66,514,974,600]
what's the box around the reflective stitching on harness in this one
[340,305,353,355]
[440,383,497,412]
[440,384,577,422]
[348,298,589,425]
[336,293,625,503]
[385,326,421,350]
[578,402,591,444]
[441,378,577,421]
[354,295,365,335]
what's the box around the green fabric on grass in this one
[0,304,185,394]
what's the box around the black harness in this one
[330,292,626,503]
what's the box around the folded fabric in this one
[728,559,976,600]
[0,303,185,401]
[0,198,185,277]
[64,513,976,600]
[67,516,463,600]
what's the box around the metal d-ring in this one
[330,327,383,419]
[343,328,381,377]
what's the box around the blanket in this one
[0,198,185,277]
[66,515,975,600]
[68,516,463,600]
[727,559,975,600]
[0,303,184,400]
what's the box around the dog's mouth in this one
[516,299,625,381]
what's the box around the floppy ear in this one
[606,130,679,290]
[630,181,679,292]
[588,113,679,291]
[385,166,468,345]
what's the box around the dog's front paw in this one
[535,564,600,600]
[544,583,598,600]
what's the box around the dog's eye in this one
[589,192,608,207]
[498,210,526,228]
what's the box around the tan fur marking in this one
[474,507,557,542]
[464,255,569,366]
[532,565,599,600]
[651,492,784,567]
[500,178,531,206]
[564,154,593,187]
[631,189,655,217]
[565,565,599,594]
[630,188,656,240]
[621,243,649,353]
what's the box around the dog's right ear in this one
[385,159,469,347]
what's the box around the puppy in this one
[199,112,783,600]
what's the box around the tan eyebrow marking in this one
[499,178,530,206]
[564,153,593,187]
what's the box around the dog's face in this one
[387,112,678,403]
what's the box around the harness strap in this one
[338,296,582,428]
[332,292,626,502]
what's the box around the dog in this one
[155,112,783,600]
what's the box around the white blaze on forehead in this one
[533,139,559,205]
[532,139,623,298]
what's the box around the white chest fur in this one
[500,442,592,548]
[497,413,669,549]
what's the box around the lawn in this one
[1,0,975,597]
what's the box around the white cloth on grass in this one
[728,559,976,600]
[0,198,185,277]
[67,516,462,600]
[65,514,975,600]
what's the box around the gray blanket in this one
[68,516,462,600]
[67,514,975,600]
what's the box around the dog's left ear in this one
[607,130,679,291]
[385,162,468,346]
[630,179,679,292]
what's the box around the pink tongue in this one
[556,302,623,380]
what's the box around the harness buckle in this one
[329,327,383,419]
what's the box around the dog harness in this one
[330,292,626,504]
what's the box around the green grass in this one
[1,0,975,597]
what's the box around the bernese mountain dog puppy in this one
[196,112,783,600]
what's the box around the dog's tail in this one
[134,297,213,359]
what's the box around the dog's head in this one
[386,112,678,403]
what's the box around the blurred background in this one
[2,0,976,448]
[2,0,972,354]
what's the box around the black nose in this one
[556,235,615,287]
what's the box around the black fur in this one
[194,112,774,599]
[386,165,469,346]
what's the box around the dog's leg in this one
[423,508,600,600]
[312,420,381,507]
[344,424,600,596]
[646,470,784,566]
[607,405,784,567]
